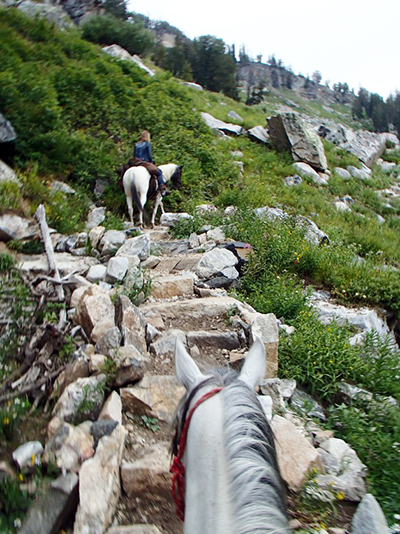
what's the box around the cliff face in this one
[237,62,354,105]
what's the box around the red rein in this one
[170,387,224,521]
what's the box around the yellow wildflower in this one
[31,454,35,466]
[336,491,345,500]
[3,417,9,425]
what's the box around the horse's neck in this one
[158,163,175,181]
[184,392,234,534]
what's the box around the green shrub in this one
[0,476,32,532]
[0,253,15,273]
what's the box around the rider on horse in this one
[132,131,170,197]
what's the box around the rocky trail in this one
[0,208,393,534]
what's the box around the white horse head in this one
[122,163,183,227]
[173,338,291,534]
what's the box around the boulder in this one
[201,112,244,136]
[17,0,74,29]
[347,165,370,180]
[19,474,79,534]
[121,442,170,497]
[0,113,16,143]
[106,256,129,283]
[73,424,126,534]
[316,438,367,502]
[227,110,243,123]
[290,389,326,422]
[86,264,107,283]
[120,375,185,422]
[268,113,327,171]
[51,181,76,195]
[43,423,94,473]
[159,212,194,227]
[150,274,194,299]
[111,344,150,386]
[248,125,270,144]
[249,313,279,378]
[284,174,302,187]
[74,285,115,343]
[0,214,38,242]
[334,167,351,179]
[0,160,19,185]
[100,230,126,256]
[351,493,390,534]
[116,234,150,261]
[99,391,122,424]
[149,329,186,358]
[271,415,323,491]
[196,247,239,280]
[95,327,122,357]
[88,225,106,249]
[115,295,147,353]
[187,330,241,351]
[108,526,162,534]
[52,375,106,425]
[102,45,155,76]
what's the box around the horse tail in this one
[131,181,143,212]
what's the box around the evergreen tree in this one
[191,35,238,98]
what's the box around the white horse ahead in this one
[122,163,183,227]
[172,338,291,534]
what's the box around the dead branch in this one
[0,367,65,403]
[35,204,65,302]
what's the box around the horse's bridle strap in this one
[170,387,224,521]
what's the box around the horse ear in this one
[174,337,204,390]
[239,337,266,389]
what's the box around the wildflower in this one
[3,417,9,425]
[329,360,333,363]
[313,361,317,365]
[31,454,35,466]
[18,474,23,481]
[336,491,345,500]
[14,519,22,529]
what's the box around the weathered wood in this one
[35,204,65,302]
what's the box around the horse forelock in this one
[172,366,291,533]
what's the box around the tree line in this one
[81,0,400,137]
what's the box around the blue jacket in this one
[134,141,154,163]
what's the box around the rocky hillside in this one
[0,6,400,534]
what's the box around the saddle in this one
[115,158,160,193]
[115,158,161,201]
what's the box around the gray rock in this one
[201,112,244,136]
[86,264,107,283]
[284,174,303,187]
[51,181,76,195]
[316,438,367,502]
[88,226,106,250]
[0,113,16,143]
[102,45,155,76]
[12,441,43,470]
[291,389,326,422]
[196,248,239,280]
[268,113,328,171]
[337,383,373,405]
[0,160,19,185]
[43,423,94,473]
[107,526,162,534]
[116,234,150,261]
[150,329,186,358]
[159,212,194,227]
[91,419,118,448]
[249,313,279,378]
[228,110,244,123]
[347,166,370,180]
[334,201,351,212]
[260,378,297,408]
[0,214,38,242]
[99,391,122,424]
[95,326,122,357]
[111,344,150,387]
[94,178,110,198]
[293,162,321,181]
[74,285,115,343]
[248,126,270,144]
[19,473,79,534]
[187,330,240,351]
[52,375,106,425]
[334,167,351,179]
[115,295,147,353]
[351,493,390,534]
[100,230,126,256]
[18,0,74,29]
[181,81,203,91]
[86,207,106,230]
[106,256,129,283]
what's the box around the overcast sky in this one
[128,0,399,100]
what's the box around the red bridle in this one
[170,387,224,521]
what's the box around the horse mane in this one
[173,368,291,534]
